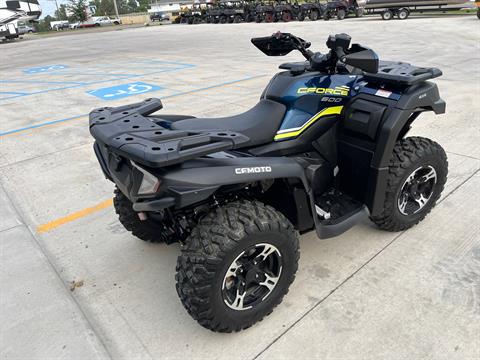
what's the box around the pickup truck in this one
[78,16,122,28]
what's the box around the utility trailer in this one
[365,0,474,19]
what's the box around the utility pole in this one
[48,0,60,17]
[113,0,120,18]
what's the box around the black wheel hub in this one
[398,165,437,216]
[222,243,282,311]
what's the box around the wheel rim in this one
[222,243,282,311]
[399,11,407,19]
[397,165,437,216]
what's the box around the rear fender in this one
[160,157,309,208]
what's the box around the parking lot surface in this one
[1,16,479,359]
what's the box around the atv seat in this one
[171,99,286,147]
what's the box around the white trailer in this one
[1,0,41,40]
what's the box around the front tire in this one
[113,188,170,243]
[175,200,299,332]
[371,137,448,232]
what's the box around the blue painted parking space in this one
[1,60,195,102]
[23,65,69,74]
[87,82,163,100]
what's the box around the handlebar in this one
[275,32,351,70]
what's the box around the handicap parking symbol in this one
[23,65,68,74]
[87,82,163,101]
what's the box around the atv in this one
[254,1,276,22]
[323,0,364,20]
[273,0,301,22]
[89,32,448,332]
[297,0,324,21]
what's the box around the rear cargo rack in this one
[89,98,250,168]
[364,61,442,86]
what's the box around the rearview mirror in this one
[342,46,379,74]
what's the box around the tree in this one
[68,0,88,22]
[54,4,68,20]
[96,0,115,15]
[137,0,149,12]
[126,0,138,13]
[36,15,56,32]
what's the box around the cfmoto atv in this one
[90,33,448,332]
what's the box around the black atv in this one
[177,5,203,24]
[222,0,248,23]
[297,0,324,21]
[254,1,276,22]
[90,32,448,332]
[274,0,301,22]
[323,0,363,20]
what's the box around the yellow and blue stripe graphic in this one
[274,106,343,141]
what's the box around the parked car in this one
[50,20,70,31]
[78,16,122,28]
[150,12,170,21]
[16,20,35,34]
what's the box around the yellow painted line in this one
[37,199,113,233]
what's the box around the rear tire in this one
[337,9,346,20]
[265,12,274,22]
[175,200,299,332]
[113,188,169,243]
[282,11,292,21]
[371,137,448,232]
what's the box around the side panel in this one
[263,71,360,141]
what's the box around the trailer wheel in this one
[355,7,364,17]
[337,9,346,20]
[175,200,299,332]
[397,8,409,19]
[381,10,393,20]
